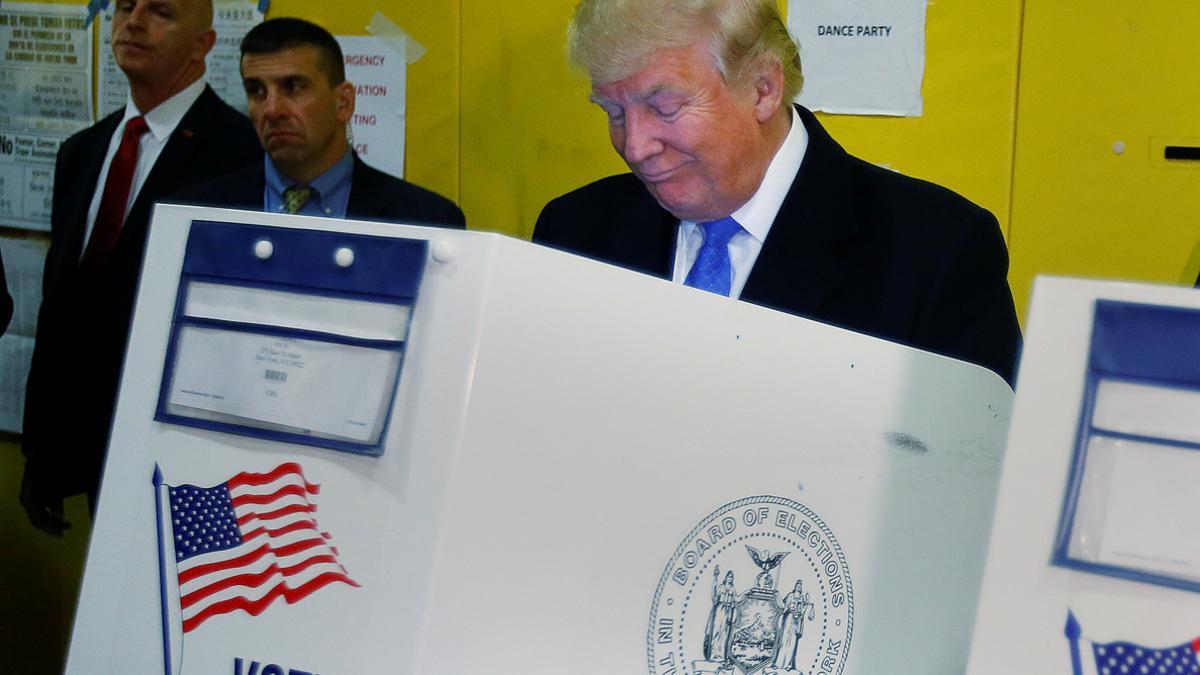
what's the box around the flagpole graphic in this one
[154,465,175,675]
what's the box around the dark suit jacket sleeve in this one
[0,247,11,336]
[349,157,466,229]
[533,194,570,245]
[915,206,1022,385]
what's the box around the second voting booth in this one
[65,206,1014,674]
[966,277,1200,674]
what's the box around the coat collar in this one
[739,105,858,317]
[134,86,222,218]
[346,154,386,217]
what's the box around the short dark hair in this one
[240,17,345,84]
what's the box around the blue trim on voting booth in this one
[1050,370,1101,572]
[172,316,408,351]
[183,272,419,307]
[154,220,428,456]
[183,220,427,298]
[1051,299,1200,594]
[155,399,405,455]
[153,465,174,675]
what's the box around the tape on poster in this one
[366,12,425,64]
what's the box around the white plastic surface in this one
[67,204,1014,675]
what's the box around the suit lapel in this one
[60,113,123,262]
[128,87,216,227]
[346,156,386,218]
[223,162,267,209]
[622,203,678,279]
[741,106,856,316]
[614,179,678,279]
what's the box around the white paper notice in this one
[0,2,93,231]
[337,35,406,179]
[1096,437,1200,583]
[98,0,263,116]
[167,326,401,444]
[0,237,48,430]
[788,0,926,116]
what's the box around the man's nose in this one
[124,2,148,29]
[619,110,663,165]
[262,89,285,118]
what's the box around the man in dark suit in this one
[20,0,260,534]
[175,18,464,227]
[535,0,1020,385]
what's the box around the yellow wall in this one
[1,439,92,675]
[1006,2,1200,315]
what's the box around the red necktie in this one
[82,115,150,272]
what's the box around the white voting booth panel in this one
[67,204,1013,675]
[966,277,1200,675]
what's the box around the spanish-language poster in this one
[788,0,927,116]
[0,2,93,232]
[336,35,406,179]
[98,0,264,116]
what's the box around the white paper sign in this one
[98,0,263,116]
[0,2,93,231]
[788,0,926,116]
[336,35,406,179]
[1096,437,1200,582]
[167,326,400,443]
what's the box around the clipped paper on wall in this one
[336,35,407,179]
[788,0,926,116]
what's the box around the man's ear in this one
[192,28,217,63]
[751,58,786,123]
[335,80,356,124]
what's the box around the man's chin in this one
[264,143,303,163]
[647,188,708,222]
[114,57,154,81]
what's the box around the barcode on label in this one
[264,369,288,383]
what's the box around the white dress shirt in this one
[81,78,208,251]
[672,106,809,299]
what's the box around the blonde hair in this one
[568,0,803,99]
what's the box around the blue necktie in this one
[684,217,742,296]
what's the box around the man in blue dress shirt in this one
[176,17,464,227]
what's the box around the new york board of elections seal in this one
[648,496,853,675]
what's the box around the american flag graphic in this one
[1067,611,1200,675]
[162,462,359,633]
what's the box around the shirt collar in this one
[124,77,207,143]
[309,150,354,197]
[264,149,354,197]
